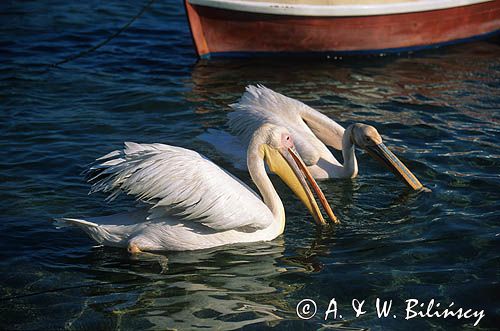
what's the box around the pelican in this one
[201,85,423,190]
[55,124,337,252]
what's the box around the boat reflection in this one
[187,39,499,126]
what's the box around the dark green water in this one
[1,1,499,330]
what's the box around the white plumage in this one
[90,142,273,231]
[201,85,423,190]
[55,125,335,252]
[202,85,350,179]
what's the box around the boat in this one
[184,0,500,59]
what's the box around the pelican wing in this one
[299,103,345,151]
[228,85,305,147]
[86,142,273,231]
[228,85,344,166]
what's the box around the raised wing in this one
[228,85,344,166]
[299,102,345,151]
[86,142,273,231]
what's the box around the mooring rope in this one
[50,0,155,68]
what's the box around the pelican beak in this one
[263,145,339,225]
[364,143,423,191]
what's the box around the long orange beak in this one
[263,143,339,225]
[287,147,339,224]
[365,143,423,191]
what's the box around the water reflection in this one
[44,237,339,330]
[2,2,498,327]
[9,225,364,331]
[188,39,500,128]
[119,241,287,330]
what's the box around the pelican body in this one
[55,125,336,252]
[203,85,423,190]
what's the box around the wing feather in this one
[86,142,273,231]
[228,85,343,166]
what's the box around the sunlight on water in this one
[1,1,499,330]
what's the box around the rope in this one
[50,0,155,68]
[0,277,142,301]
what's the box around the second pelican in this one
[202,85,423,190]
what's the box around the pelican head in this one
[349,123,423,190]
[250,124,338,225]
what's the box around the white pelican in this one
[201,85,423,190]
[55,124,337,252]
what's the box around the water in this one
[1,1,499,329]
